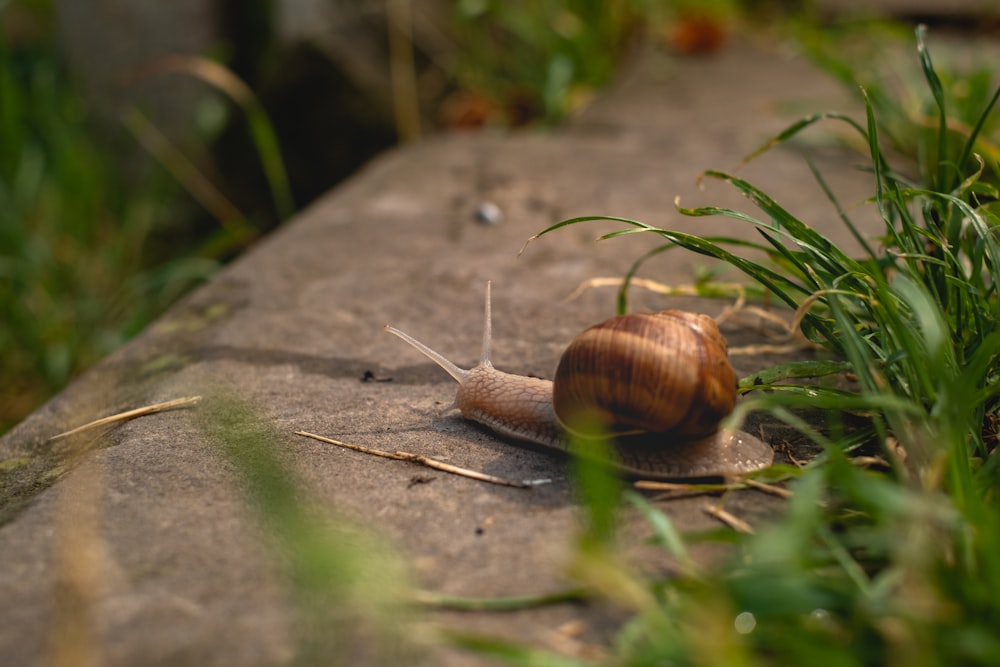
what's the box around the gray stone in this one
[53,0,223,150]
[0,39,882,665]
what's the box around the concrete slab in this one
[0,37,882,665]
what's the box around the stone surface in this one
[0,36,884,665]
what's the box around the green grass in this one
[200,394,421,665]
[0,11,291,435]
[796,18,1000,192]
[506,24,1000,666]
[449,0,649,124]
[447,0,752,126]
[0,39,221,432]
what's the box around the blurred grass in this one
[445,0,754,127]
[449,0,649,124]
[200,393,421,665]
[0,35,221,433]
[0,5,290,435]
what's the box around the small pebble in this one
[474,201,503,225]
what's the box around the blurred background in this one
[1,0,996,434]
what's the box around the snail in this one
[383,282,773,479]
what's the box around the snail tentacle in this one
[382,325,470,384]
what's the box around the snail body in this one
[384,282,772,479]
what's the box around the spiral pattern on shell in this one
[551,310,737,440]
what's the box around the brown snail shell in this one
[552,311,737,440]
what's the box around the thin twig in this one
[295,431,409,461]
[728,342,815,356]
[395,451,534,488]
[634,477,792,501]
[632,479,733,497]
[564,276,748,303]
[48,396,203,442]
[294,431,548,489]
[743,477,794,498]
[703,504,755,534]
